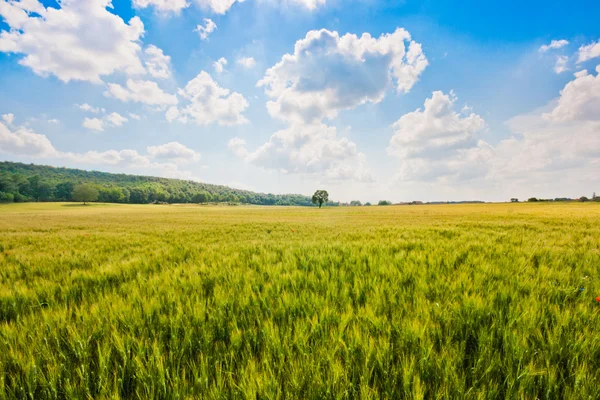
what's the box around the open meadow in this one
[1,202,600,399]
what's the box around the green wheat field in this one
[1,202,600,399]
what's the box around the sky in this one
[0,0,599,203]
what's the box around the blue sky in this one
[1,0,599,202]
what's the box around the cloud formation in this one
[213,57,228,73]
[132,0,189,14]
[0,0,145,83]
[82,112,129,131]
[167,71,249,125]
[539,39,569,53]
[577,39,600,63]
[145,45,172,79]
[388,91,492,181]
[0,117,198,179]
[105,79,178,106]
[258,28,428,124]
[195,18,217,40]
[229,123,373,182]
[237,56,256,68]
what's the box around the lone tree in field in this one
[312,190,329,208]
[72,184,99,205]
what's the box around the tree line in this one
[0,162,322,206]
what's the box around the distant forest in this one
[0,161,322,206]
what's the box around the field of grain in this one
[1,202,599,399]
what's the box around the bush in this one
[0,192,14,203]
[13,193,26,203]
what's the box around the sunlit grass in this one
[0,202,599,398]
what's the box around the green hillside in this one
[0,161,318,206]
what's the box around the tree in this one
[527,197,538,202]
[192,191,209,203]
[378,200,392,206]
[312,190,329,208]
[55,181,74,201]
[350,200,362,206]
[72,184,99,205]
[580,196,589,202]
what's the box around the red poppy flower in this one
[596,296,600,303]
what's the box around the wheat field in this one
[1,202,599,399]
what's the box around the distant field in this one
[1,202,599,399]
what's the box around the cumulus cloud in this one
[577,39,600,63]
[167,71,248,126]
[132,0,189,14]
[129,113,142,120]
[105,112,128,127]
[554,56,569,74]
[287,0,326,10]
[213,57,228,73]
[237,56,256,68]
[83,117,105,132]
[229,123,373,182]
[543,67,600,122]
[539,39,569,53]
[104,79,178,106]
[82,112,129,131]
[145,45,172,79]
[0,117,197,179]
[147,141,201,162]
[485,66,600,191]
[2,113,15,125]
[258,28,428,124]
[388,91,492,181]
[75,103,102,114]
[195,0,244,14]
[195,18,217,40]
[0,120,56,157]
[0,0,146,83]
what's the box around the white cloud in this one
[287,0,326,10]
[2,113,15,125]
[129,113,142,120]
[83,117,105,132]
[0,0,146,83]
[577,39,600,64]
[237,56,256,68]
[0,120,57,157]
[75,103,102,113]
[194,0,244,14]
[483,66,600,196]
[132,0,189,14]
[213,57,228,73]
[83,112,129,131]
[195,18,217,40]
[388,91,491,181]
[105,112,128,127]
[168,71,248,126]
[554,56,569,74]
[47,119,60,124]
[544,66,600,122]
[258,28,428,124]
[147,141,201,162]
[0,118,195,179]
[229,123,373,182]
[145,45,172,79]
[105,79,178,106]
[539,39,569,53]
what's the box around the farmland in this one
[1,202,599,398]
